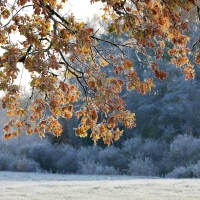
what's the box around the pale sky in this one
[64,0,103,21]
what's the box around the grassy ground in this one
[0,172,200,200]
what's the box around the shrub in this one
[18,144,31,159]
[166,160,200,178]
[98,146,127,172]
[157,153,174,177]
[0,141,9,153]
[122,137,144,159]
[27,141,55,171]
[169,135,200,167]
[143,139,166,162]
[128,157,158,176]
[0,153,16,171]
[77,145,101,164]
[54,145,78,173]
[191,160,200,178]
[78,161,118,175]
[165,166,195,178]
[9,158,41,172]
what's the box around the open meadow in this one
[0,172,200,200]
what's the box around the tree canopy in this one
[0,0,199,145]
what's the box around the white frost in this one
[0,172,200,200]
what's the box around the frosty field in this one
[0,172,200,200]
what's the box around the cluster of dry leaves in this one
[0,0,199,145]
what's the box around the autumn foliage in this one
[0,0,199,145]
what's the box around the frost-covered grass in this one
[0,172,200,200]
